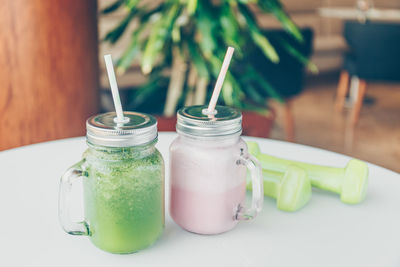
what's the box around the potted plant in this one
[102,0,314,137]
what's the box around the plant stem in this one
[193,76,208,105]
[261,170,281,199]
[164,47,187,117]
[184,64,197,106]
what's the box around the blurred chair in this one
[335,21,400,125]
[248,28,314,141]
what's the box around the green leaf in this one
[242,84,266,105]
[172,23,181,42]
[273,9,303,42]
[141,4,180,74]
[116,38,140,73]
[224,71,246,109]
[102,0,124,14]
[244,65,283,102]
[187,0,198,15]
[208,55,222,77]
[255,76,283,102]
[278,37,318,74]
[195,3,217,59]
[226,72,245,100]
[237,3,279,63]
[219,4,241,48]
[237,0,258,3]
[251,31,279,63]
[103,11,136,44]
[117,19,149,71]
[258,0,303,42]
[187,40,209,78]
[125,0,140,10]
[132,80,161,108]
[131,70,165,107]
[222,80,234,106]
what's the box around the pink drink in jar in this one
[169,105,263,235]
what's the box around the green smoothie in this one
[82,144,164,254]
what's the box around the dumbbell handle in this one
[260,170,281,199]
[256,153,345,194]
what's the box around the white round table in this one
[1,132,399,267]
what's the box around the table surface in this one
[318,7,400,21]
[1,132,399,267]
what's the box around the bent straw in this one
[104,54,127,123]
[206,47,235,114]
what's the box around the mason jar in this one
[59,112,164,254]
[169,105,263,235]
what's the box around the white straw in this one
[207,47,235,114]
[104,54,126,123]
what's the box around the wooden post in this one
[283,100,295,142]
[351,79,367,125]
[0,0,99,150]
[335,71,350,112]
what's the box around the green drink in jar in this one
[59,112,164,254]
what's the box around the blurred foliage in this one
[103,0,314,116]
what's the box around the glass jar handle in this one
[58,160,90,236]
[235,154,264,221]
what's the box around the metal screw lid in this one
[86,111,157,147]
[177,105,242,137]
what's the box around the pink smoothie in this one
[169,135,248,234]
[170,182,246,234]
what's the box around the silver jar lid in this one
[86,112,157,147]
[177,105,242,137]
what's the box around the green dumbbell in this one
[247,141,369,204]
[247,165,312,212]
